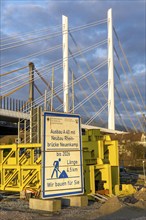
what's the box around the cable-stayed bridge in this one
[0,9,145,143]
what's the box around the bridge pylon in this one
[107,8,115,130]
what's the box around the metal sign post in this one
[41,112,84,199]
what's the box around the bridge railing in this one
[0,96,30,112]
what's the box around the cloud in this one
[0,0,145,131]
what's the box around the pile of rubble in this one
[134,187,146,201]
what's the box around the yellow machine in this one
[82,129,119,197]
[0,129,135,196]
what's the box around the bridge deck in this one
[82,124,127,134]
[0,109,30,122]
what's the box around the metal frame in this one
[0,143,41,192]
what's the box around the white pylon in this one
[62,15,69,113]
[108,8,115,130]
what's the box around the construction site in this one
[0,102,146,219]
[0,125,146,220]
[0,4,146,220]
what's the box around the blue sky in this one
[0,0,146,130]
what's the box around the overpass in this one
[0,109,30,122]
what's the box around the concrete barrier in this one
[29,198,61,212]
[62,195,88,207]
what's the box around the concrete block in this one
[20,191,26,199]
[29,198,61,212]
[20,191,33,200]
[62,195,88,207]
[26,193,32,200]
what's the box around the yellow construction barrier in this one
[0,143,41,192]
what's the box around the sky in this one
[0,0,146,131]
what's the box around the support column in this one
[18,120,20,143]
[72,71,74,113]
[108,8,115,130]
[37,107,40,143]
[30,110,32,143]
[44,90,47,111]
[29,62,34,104]
[29,62,34,143]
[40,107,42,143]
[51,67,54,112]
[62,15,69,113]
[0,96,2,109]
[24,119,27,143]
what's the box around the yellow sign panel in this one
[42,112,84,199]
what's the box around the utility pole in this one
[107,8,115,130]
[62,15,69,113]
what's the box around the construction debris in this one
[123,195,138,204]
[134,187,146,201]
[98,196,124,215]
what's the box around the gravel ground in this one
[0,189,146,220]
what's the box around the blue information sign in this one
[42,112,84,199]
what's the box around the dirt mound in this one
[98,196,124,215]
[133,200,146,209]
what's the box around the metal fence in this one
[0,96,30,112]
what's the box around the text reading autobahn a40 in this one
[42,112,84,199]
